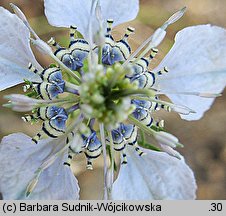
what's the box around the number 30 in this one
[210,203,222,211]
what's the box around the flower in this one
[0,0,226,200]
[0,7,41,91]
[0,133,79,199]
[112,147,196,200]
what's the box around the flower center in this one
[79,63,136,129]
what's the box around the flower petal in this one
[0,133,79,200]
[44,0,139,40]
[154,25,226,120]
[112,147,196,200]
[0,7,41,91]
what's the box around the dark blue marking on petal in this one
[83,131,102,152]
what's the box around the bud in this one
[3,94,41,112]
[160,144,182,160]
[10,3,28,24]
[94,31,106,47]
[154,131,180,148]
[198,92,221,98]
[94,2,105,46]
[170,104,196,115]
[10,3,39,39]
[161,7,186,30]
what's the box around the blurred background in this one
[0,0,225,199]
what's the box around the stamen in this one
[197,93,222,98]
[123,27,135,40]
[47,37,61,49]
[157,66,169,75]
[131,96,196,115]
[123,7,186,65]
[112,27,134,61]
[161,7,187,30]
[22,115,33,122]
[63,154,73,167]
[31,115,68,144]
[154,131,179,148]
[28,62,41,75]
[160,104,172,112]
[121,151,128,164]
[11,4,81,83]
[23,84,32,92]
[106,19,114,36]
[66,104,79,113]
[88,118,96,128]
[149,48,158,59]
[86,160,93,170]
[156,90,221,98]
[160,144,181,160]
[156,119,165,128]
[30,38,53,55]
[69,26,78,42]
[95,1,103,26]
[10,3,39,39]
[88,0,99,47]
[134,146,145,156]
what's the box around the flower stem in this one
[140,130,146,145]
[99,123,108,200]
[98,45,103,64]
[107,130,115,199]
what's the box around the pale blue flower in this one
[0,0,226,200]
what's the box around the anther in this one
[47,37,61,49]
[86,160,93,170]
[155,119,165,128]
[70,25,78,41]
[135,146,145,156]
[32,134,40,144]
[121,153,127,164]
[123,27,135,40]
[23,84,32,92]
[28,62,40,74]
[157,66,169,75]
[149,48,158,59]
[161,7,187,30]
[63,162,71,166]
[161,104,172,112]
[106,19,114,35]
[22,115,33,122]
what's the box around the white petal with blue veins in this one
[154,25,226,120]
[112,147,196,200]
[0,7,41,91]
[0,133,79,200]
